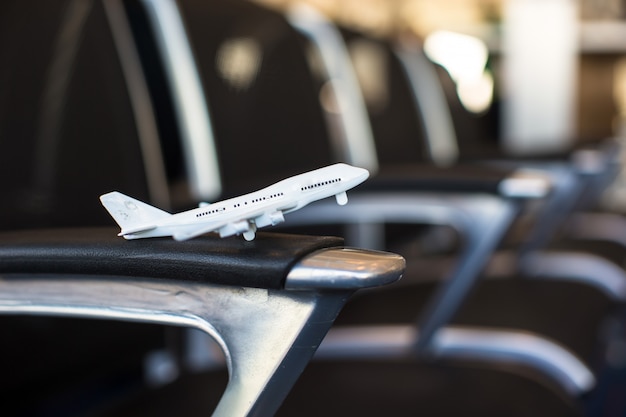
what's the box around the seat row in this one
[1,1,626,416]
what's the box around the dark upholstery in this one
[280,359,584,417]
[335,276,613,364]
[104,358,584,417]
[0,1,162,413]
[84,1,618,416]
[332,27,621,366]
[0,0,151,230]
[366,163,516,195]
[132,0,337,197]
[340,28,430,166]
[0,228,343,289]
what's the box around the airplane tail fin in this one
[99,191,171,235]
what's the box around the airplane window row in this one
[301,178,341,191]
[249,192,284,204]
[196,207,226,217]
[196,192,285,218]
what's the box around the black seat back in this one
[0,1,168,412]
[129,0,338,201]
[0,0,154,229]
[340,29,430,166]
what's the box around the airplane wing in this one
[173,207,291,241]
[253,210,286,228]
[172,218,257,241]
[172,221,229,241]
[171,194,339,241]
[218,220,257,240]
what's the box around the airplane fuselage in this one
[107,163,369,241]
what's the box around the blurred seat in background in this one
[107,0,618,416]
[304,14,626,415]
[285,9,626,415]
[0,228,404,417]
[0,2,406,417]
[124,0,338,207]
[0,0,170,228]
[0,1,178,414]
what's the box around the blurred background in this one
[5,0,626,416]
[247,0,626,209]
[258,0,624,146]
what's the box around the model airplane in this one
[100,163,369,241]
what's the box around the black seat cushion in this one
[0,228,344,289]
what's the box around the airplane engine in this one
[219,220,252,238]
[254,211,285,228]
[335,191,348,205]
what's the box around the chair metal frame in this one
[0,242,404,417]
[115,0,596,402]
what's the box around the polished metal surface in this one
[287,4,379,173]
[411,195,518,350]
[571,148,610,175]
[0,247,403,417]
[286,192,511,239]
[566,211,626,248]
[140,0,222,201]
[103,0,170,209]
[522,250,626,301]
[499,169,553,199]
[433,326,596,396]
[285,191,518,350]
[395,44,459,166]
[490,162,580,258]
[316,324,595,397]
[285,248,405,290]
[0,275,308,416]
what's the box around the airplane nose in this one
[356,167,370,182]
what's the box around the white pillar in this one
[502,0,579,155]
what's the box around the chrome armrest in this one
[316,324,595,398]
[0,228,404,417]
[286,191,519,350]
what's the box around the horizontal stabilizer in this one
[118,224,157,236]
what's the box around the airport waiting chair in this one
[0,0,173,410]
[0,2,404,416]
[0,228,404,416]
[284,0,621,351]
[132,0,557,354]
[393,33,624,260]
[0,0,170,228]
[299,19,626,413]
[321,15,622,264]
[285,8,626,414]
[117,1,604,415]
[380,31,626,308]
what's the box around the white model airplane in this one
[100,163,369,241]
